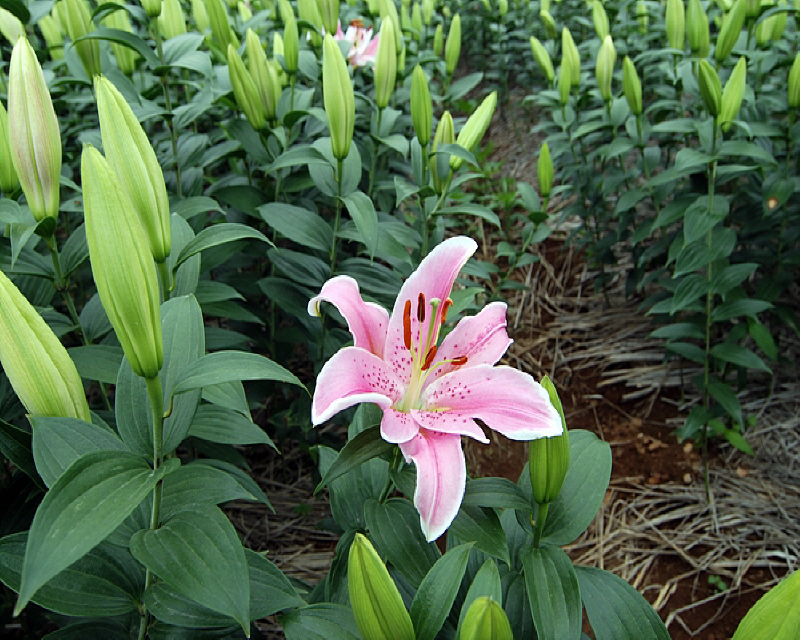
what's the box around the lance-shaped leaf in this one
[522,545,582,640]
[171,351,304,395]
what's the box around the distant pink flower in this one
[334,19,379,67]
[309,237,562,541]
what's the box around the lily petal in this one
[308,275,389,358]
[410,409,488,443]
[381,408,420,444]
[419,365,562,440]
[385,236,478,384]
[311,347,401,424]
[399,429,466,541]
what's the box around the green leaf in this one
[542,430,612,545]
[39,619,133,639]
[0,420,41,487]
[683,195,729,245]
[130,505,250,636]
[0,533,143,617]
[445,72,484,100]
[450,506,509,565]
[172,196,223,220]
[711,298,772,322]
[707,378,743,426]
[168,214,201,297]
[664,341,707,365]
[315,427,393,493]
[711,263,758,296]
[258,203,333,252]
[68,345,124,384]
[60,224,89,277]
[171,351,304,396]
[409,542,474,640]
[523,545,582,640]
[435,203,502,226]
[172,223,273,272]
[649,323,705,341]
[281,603,360,640]
[461,477,531,512]
[455,559,503,638]
[14,451,166,615]
[747,318,778,361]
[673,227,736,278]
[577,566,670,640]
[710,343,771,373]
[265,144,328,173]
[188,405,277,449]
[77,28,160,68]
[341,191,379,260]
[670,275,708,315]
[718,140,776,165]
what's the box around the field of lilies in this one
[0,0,798,636]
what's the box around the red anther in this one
[417,293,426,323]
[441,297,453,323]
[422,346,438,370]
[350,18,364,28]
[403,299,412,350]
[450,356,468,366]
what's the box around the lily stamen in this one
[403,299,412,350]
[421,346,438,370]
[417,293,426,322]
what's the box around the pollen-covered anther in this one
[450,355,468,366]
[417,293,426,322]
[421,345,438,370]
[403,299,412,350]
[441,297,453,323]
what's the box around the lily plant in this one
[309,236,562,541]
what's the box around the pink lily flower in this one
[308,236,563,541]
[333,19,379,67]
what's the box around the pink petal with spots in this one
[380,408,420,444]
[428,301,512,381]
[308,275,389,358]
[385,236,478,384]
[419,365,563,440]
[311,347,401,425]
[410,410,488,443]
[399,429,466,542]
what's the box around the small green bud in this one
[540,9,557,39]
[666,0,685,50]
[283,7,299,73]
[158,0,187,38]
[141,0,162,17]
[636,0,648,34]
[228,43,267,130]
[237,1,252,21]
[445,13,461,76]
[715,0,746,63]
[0,101,19,194]
[192,0,211,32]
[39,13,65,60]
[719,55,747,130]
[247,28,280,120]
[348,534,415,640]
[63,0,102,77]
[272,32,288,85]
[81,145,163,379]
[697,58,722,116]
[411,2,423,38]
[622,55,642,115]
[0,6,25,45]
[562,27,580,85]
[458,597,513,640]
[538,142,553,198]
[8,37,62,225]
[323,33,355,161]
[422,0,434,24]
[497,0,509,16]
[592,0,609,39]
[530,36,554,83]
[430,111,454,194]
[375,17,398,109]
[433,23,443,56]
[529,375,569,505]
[686,0,710,56]
[400,4,411,30]
[410,64,432,144]
[787,51,800,109]
[315,0,338,37]
[451,91,497,170]
[595,34,616,102]
[0,270,90,421]
[558,55,572,104]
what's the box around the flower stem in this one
[533,502,549,548]
[330,158,344,274]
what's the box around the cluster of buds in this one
[530,36,554,83]
[322,32,355,161]
[450,91,497,170]
[410,64,432,144]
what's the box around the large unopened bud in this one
[755,8,773,46]
[192,0,211,32]
[81,145,163,379]
[375,17,398,109]
[561,28,580,85]
[592,0,609,39]
[0,271,90,421]
[348,533,414,640]
[686,0,710,56]
[497,0,509,16]
[770,0,787,40]
[297,0,322,46]
[410,65,432,144]
[411,2,423,38]
[228,43,267,130]
[459,597,513,640]
[665,0,685,50]
[63,0,102,78]
[697,58,722,116]
[595,34,616,102]
[529,376,569,505]
[538,142,553,198]
[0,101,19,194]
[205,0,235,55]
[433,23,443,55]
[430,111,454,194]
[39,13,65,60]
[530,36,554,82]
[94,76,171,263]
[246,28,280,120]
[719,55,746,130]
[636,0,648,34]
[451,91,497,170]
[422,0,433,25]
[315,0,338,36]
[103,0,141,74]
[558,55,572,104]
[715,0,746,63]
[8,37,62,226]
[622,55,642,115]
[745,0,761,16]
[540,9,556,39]
[789,52,800,109]
[0,6,25,44]
[283,8,299,73]
[158,0,187,38]
[445,14,461,75]
[141,0,163,17]
[323,33,355,161]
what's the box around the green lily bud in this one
[719,56,746,130]
[104,0,141,74]
[540,9,557,39]
[442,4,450,18]
[595,34,616,102]
[205,0,235,56]
[278,0,293,23]
[789,52,800,109]
[771,0,787,40]
[445,14,461,76]
[745,0,760,16]
[158,0,187,38]
[192,0,211,32]
[283,8,299,73]
[0,6,25,45]
[247,28,280,121]
[0,101,19,194]
[141,0,163,17]
[430,111,454,194]
[81,145,163,379]
[458,597,513,640]
[530,36,554,82]
[562,27,580,85]
[622,55,642,115]
[538,141,553,198]
[592,0,609,39]
[228,43,267,130]
[410,64,432,144]
[297,0,322,46]
[715,0,746,63]
[0,270,91,421]
[272,32,288,85]
[348,533,414,640]
[529,376,569,505]
[411,3,423,38]
[315,0,338,37]
[558,55,572,104]
[375,18,397,109]
[397,42,406,79]
[94,76,172,263]
[39,13,65,60]
[7,37,62,225]
[422,0,434,25]
[238,1,252,21]
[686,0,710,56]
[63,0,102,77]
[323,33,355,161]
[381,0,403,54]
[451,91,497,170]
[433,23,443,55]
[697,58,722,116]
[636,0,648,34]
[666,0,685,50]
[497,0,509,16]
[755,5,773,46]
[400,3,411,29]
[225,0,236,10]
